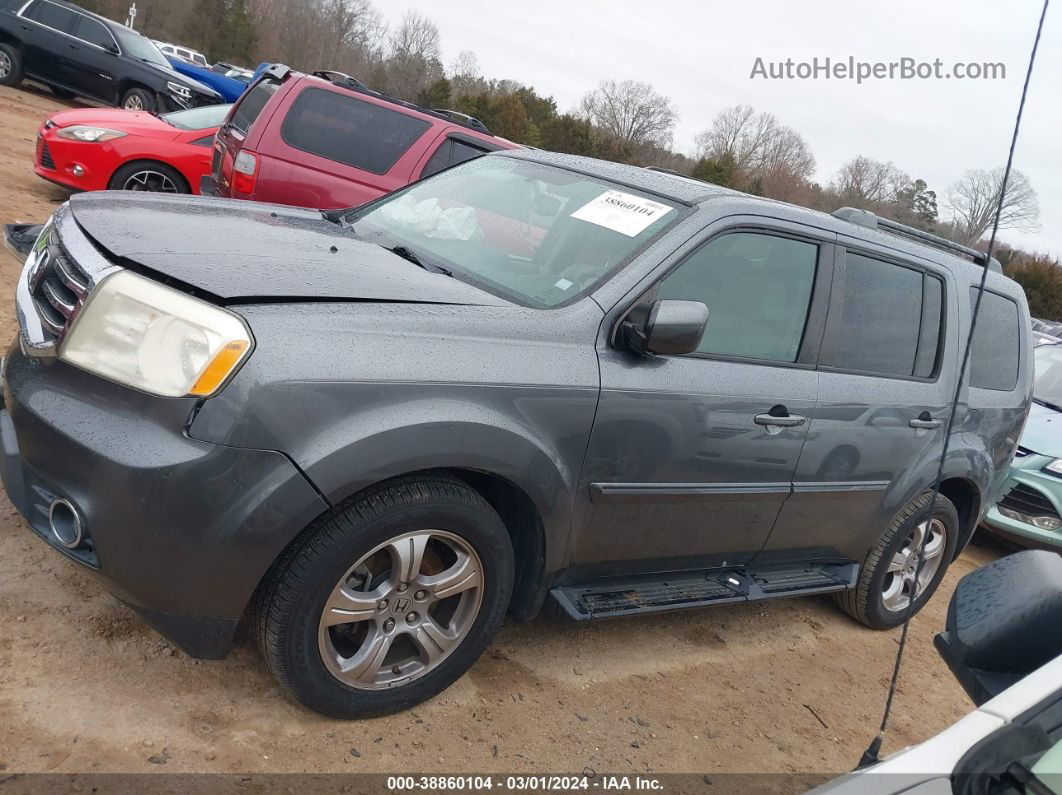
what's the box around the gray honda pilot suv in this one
[1,150,1031,718]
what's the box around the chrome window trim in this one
[18,0,123,56]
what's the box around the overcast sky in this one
[385,0,1058,257]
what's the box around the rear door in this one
[17,0,77,84]
[65,13,118,102]
[761,242,955,564]
[571,221,834,577]
[213,74,284,195]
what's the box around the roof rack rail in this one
[431,109,490,134]
[312,70,370,92]
[833,207,1002,273]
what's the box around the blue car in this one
[165,57,248,103]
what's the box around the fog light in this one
[1032,515,1062,531]
[71,165,85,177]
[999,506,1062,531]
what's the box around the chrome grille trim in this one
[16,204,122,358]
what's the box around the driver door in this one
[569,224,836,577]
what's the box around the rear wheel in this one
[254,476,514,718]
[120,87,155,111]
[108,161,190,194]
[0,43,23,87]
[834,491,958,629]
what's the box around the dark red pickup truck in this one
[207,65,518,209]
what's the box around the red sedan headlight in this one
[55,126,128,143]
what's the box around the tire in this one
[120,87,155,111]
[108,161,190,194]
[254,476,515,718]
[834,490,959,629]
[0,43,23,87]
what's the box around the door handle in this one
[909,411,942,430]
[754,410,807,428]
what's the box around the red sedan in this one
[34,104,231,195]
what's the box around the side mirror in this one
[935,550,1062,706]
[105,43,120,55]
[623,299,709,357]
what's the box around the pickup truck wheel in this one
[0,44,23,87]
[120,87,155,111]
[834,490,958,629]
[255,476,514,718]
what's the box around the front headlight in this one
[167,81,192,100]
[1043,459,1062,477]
[55,126,127,142]
[59,270,252,397]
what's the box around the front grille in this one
[37,136,56,170]
[28,231,91,345]
[999,483,1060,519]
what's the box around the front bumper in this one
[981,452,1062,550]
[0,344,328,657]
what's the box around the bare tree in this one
[386,10,442,99]
[580,79,678,148]
[449,50,482,96]
[946,167,1040,245]
[693,105,815,199]
[829,156,910,207]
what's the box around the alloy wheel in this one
[881,518,946,612]
[123,94,144,110]
[318,529,484,690]
[0,52,10,79]
[122,170,179,193]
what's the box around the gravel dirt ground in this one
[0,83,1004,781]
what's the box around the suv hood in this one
[67,193,510,306]
[1021,401,1062,459]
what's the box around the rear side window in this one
[281,87,432,175]
[25,0,78,32]
[421,140,453,178]
[969,288,1020,391]
[230,80,279,134]
[74,16,114,49]
[655,232,819,363]
[830,253,944,378]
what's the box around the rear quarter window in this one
[969,288,1021,391]
[281,87,432,175]
[230,80,279,134]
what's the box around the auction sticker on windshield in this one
[570,190,673,237]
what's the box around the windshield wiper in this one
[386,245,452,277]
[1032,397,1062,412]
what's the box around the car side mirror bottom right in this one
[935,549,1062,706]
[622,299,709,358]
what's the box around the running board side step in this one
[550,562,859,620]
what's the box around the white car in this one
[152,39,208,67]
[817,550,1062,794]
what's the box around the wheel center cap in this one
[391,596,412,614]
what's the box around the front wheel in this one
[254,476,514,718]
[108,161,190,194]
[834,490,958,629]
[120,87,155,111]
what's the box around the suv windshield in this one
[161,104,231,130]
[113,28,170,68]
[346,156,681,308]
[1035,344,1062,409]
